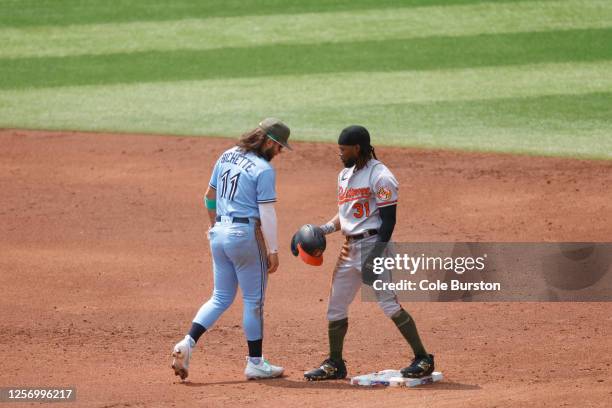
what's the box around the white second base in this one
[350,370,443,387]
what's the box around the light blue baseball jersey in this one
[209,146,276,218]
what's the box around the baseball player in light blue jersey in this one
[172,118,291,381]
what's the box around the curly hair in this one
[236,127,268,157]
[356,144,377,169]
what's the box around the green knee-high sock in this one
[391,309,428,358]
[329,318,348,362]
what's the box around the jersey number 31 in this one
[353,201,370,218]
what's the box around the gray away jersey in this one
[337,159,398,235]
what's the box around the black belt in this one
[215,216,250,224]
[346,229,378,241]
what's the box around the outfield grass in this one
[0,0,611,159]
[0,0,536,27]
[3,0,609,59]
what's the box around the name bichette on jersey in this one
[218,149,258,174]
[338,159,399,236]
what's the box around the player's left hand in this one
[267,252,279,274]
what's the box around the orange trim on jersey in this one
[377,200,398,207]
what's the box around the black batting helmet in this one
[290,224,326,266]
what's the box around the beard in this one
[262,146,276,161]
[341,157,356,168]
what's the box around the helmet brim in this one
[298,243,323,266]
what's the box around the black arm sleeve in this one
[361,204,397,285]
[377,204,397,243]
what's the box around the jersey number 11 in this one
[220,170,240,201]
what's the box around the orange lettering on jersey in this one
[338,186,371,204]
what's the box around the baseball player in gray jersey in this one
[301,125,435,381]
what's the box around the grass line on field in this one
[1,60,610,125]
[0,62,610,159]
[3,89,611,160]
[1,0,610,59]
[1,28,611,90]
[287,92,612,159]
[0,0,541,28]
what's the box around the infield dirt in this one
[1,129,611,407]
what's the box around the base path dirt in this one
[1,129,611,407]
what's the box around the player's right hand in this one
[267,253,279,274]
[362,254,377,286]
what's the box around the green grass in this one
[2,62,610,159]
[3,0,608,59]
[0,0,611,159]
[0,0,533,27]
[2,28,611,90]
[295,92,612,158]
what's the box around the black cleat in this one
[401,354,435,378]
[304,358,347,381]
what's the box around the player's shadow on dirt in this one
[181,377,376,390]
[263,379,481,391]
[257,378,380,390]
[410,381,481,391]
[181,378,480,391]
[182,380,248,387]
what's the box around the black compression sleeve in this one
[361,204,397,286]
[362,204,397,285]
[377,204,397,243]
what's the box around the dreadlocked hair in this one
[236,127,268,158]
[355,144,377,169]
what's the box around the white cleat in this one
[244,357,284,380]
[171,335,193,380]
